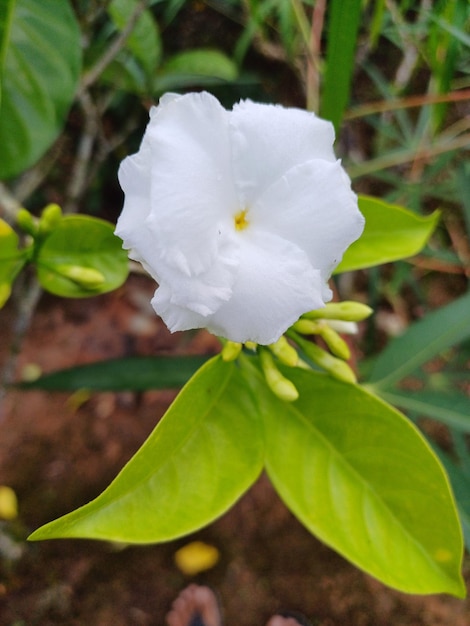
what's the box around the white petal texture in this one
[116,92,365,344]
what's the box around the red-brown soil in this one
[1,275,469,626]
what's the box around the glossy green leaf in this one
[336,196,440,273]
[29,356,263,543]
[367,290,470,388]
[320,0,362,131]
[36,216,128,298]
[154,49,238,93]
[0,0,81,179]
[0,0,16,105]
[17,355,210,392]
[376,389,470,433]
[0,217,29,307]
[433,446,470,552]
[108,0,161,80]
[262,367,464,596]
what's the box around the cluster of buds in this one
[221,301,373,402]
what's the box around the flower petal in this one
[250,159,364,280]
[152,234,240,329]
[146,92,238,275]
[206,231,325,344]
[230,100,336,207]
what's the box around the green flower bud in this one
[221,340,242,362]
[259,349,299,402]
[303,301,373,322]
[288,331,356,384]
[268,335,298,367]
[16,208,38,237]
[56,264,105,290]
[244,341,257,351]
[317,324,351,360]
[38,203,62,235]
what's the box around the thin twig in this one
[345,88,470,120]
[306,0,326,113]
[79,0,150,94]
[0,182,22,225]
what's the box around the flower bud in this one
[268,335,298,367]
[292,320,350,360]
[38,203,62,235]
[303,301,373,322]
[244,341,257,351]
[288,331,356,384]
[16,208,38,236]
[56,264,105,290]
[259,349,299,402]
[221,340,242,362]
[317,324,351,360]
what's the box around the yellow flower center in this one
[234,209,249,231]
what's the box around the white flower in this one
[116,92,364,345]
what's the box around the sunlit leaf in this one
[336,196,440,273]
[0,0,81,178]
[261,365,464,596]
[29,357,263,543]
[36,216,128,297]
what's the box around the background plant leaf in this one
[17,356,210,392]
[36,216,128,297]
[154,49,238,93]
[260,365,464,596]
[29,357,263,543]
[335,196,440,273]
[366,290,470,388]
[0,0,81,179]
[320,0,362,131]
[107,0,161,83]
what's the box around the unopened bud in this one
[38,203,62,235]
[325,320,358,335]
[244,341,257,351]
[288,331,356,384]
[292,319,322,335]
[221,340,242,362]
[303,301,373,322]
[17,208,38,236]
[318,324,351,360]
[57,264,105,290]
[259,349,299,402]
[268,335,298,367]
[293,320,350,360]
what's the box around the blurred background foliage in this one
[1,0,470,546]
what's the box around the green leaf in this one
[376,389,470,433]
[320,0,362,132]
[433,446,470,552]
[262,366,464,596]
[0,0,81,179]
[336,196,440,273]
[29,356,263,543]
[36,216,128,298]
[367,290,470,388]
[0,0,16,105]
[108,0,161,81]
[154,49,238,93]
[17,355,210,392]
[0,217,29,307]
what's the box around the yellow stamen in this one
[234,209,249,231]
